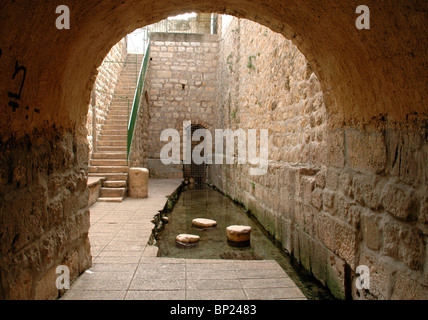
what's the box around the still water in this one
[155,185,334,300]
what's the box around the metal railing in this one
[127,42,151,159]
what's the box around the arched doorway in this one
[183,124,207,186]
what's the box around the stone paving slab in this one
[61,179,306,300]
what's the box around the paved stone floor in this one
[61,179,306,300]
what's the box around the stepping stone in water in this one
[176,234,200,247]
[226,225,252,247]
[192,218,217,229]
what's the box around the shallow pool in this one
[155,185,334,300]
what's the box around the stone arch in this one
[0,0,426,141]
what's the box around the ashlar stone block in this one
[128,168,149,198]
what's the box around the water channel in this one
[154,185,335,300]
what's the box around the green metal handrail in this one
[127,42,151,159]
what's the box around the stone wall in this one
[86,39,127,155]
[0,0,426,302]
[208,17,428,300]
[0,126,91,299]
[146,32,219,178]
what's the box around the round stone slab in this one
[192,218,217,229]
[176,234,200,246]
[226,225,252,243]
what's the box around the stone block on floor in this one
[129,168,149,198]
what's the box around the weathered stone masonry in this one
[208,17,428,300]
[0,127,91,299]
[145,33,219,178]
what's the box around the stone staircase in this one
[89,53,144,202]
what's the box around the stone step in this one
[97,197,124,203]
[124,58,143,62]
[104,121,128,127]
[110,99,127,105]
[101,125,127,131]
[97,136,127,142]
[109,103,131,106]
[112,92,136,97]
[116,77,139,81]
[115,85,137,89]
[111,96,135,100]
[107,110,129,115]
[124,63,142,66]
[103,120,128,126]
[105,115,128,120]
[115,81,137,85]
[114,83,139,87]
[115,79,138,83]
[103,180,127,188]
[101,128,127,133]
[104,118,128,123]
[100,187,126,198]
[98,135,127,139]
[114,85,135,89]
[114,86,137,90]
[92,152,127,159]
[103,113,129,118]
[90,159,128,166]
[97,140,127,146]
[123,63,142,66]
[111,90,134,94]
[124,61,142,65]
[115,85,137,88]
[97,140,127,145]
[89,165,129,174]
[124,61,143,65]
[122,66,141,69]
[109,101,131,105]
[117,75,139,79]
[106,106,130,111]
[98,134,127,141]
[107,110,130,115]
[115,86,137,90]
[115,82,137,86]
[104,115,128,124]
[89,172,128,181]
[126,60,143,63]
[97,146,127,152]
[100,130,127,135]
[115,83,138,87]
[107,110,128,117]
[108,106,131,110]
[101,124,128,130]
